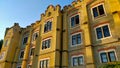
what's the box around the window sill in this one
[93,14,106,20]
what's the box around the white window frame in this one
[70,14,80,28]
[99,49,118,63]
[41,38,51,50]
[91,3,107,20]
[71,55,84,67]
[43,20,52,33]
[19,50,24,60]
[94,24,112,40]
[39,58,50,68]
[71,32,82,47]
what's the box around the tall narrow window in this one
[44,21,52,33]
[92,4,105,18]
[108,51,116,62]
[40,59,49,68]
[100,52,108,63]
[71,15,80,27]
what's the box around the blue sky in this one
[0,0,73,40]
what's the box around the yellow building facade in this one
[0,0,120,68]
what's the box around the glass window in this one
[32,33,38,41]
[78,56,83,65]
[98,5,105,15]
[95,25,111,39]
[76,34,81,44]
[100,52,108,63]
[93,7,98,17]
[96,27,103,39]
[102,25,110,37]
[72,33,82,46]
[71,17,75,27]
[72,56,84,66]
[40,59,49,68]
[92,4,105,18]
[42,39,51,50]
[108,51,116,62]
[70,15,80,27]
[75,15,79,24]
[72,35,76,45]
[73,57,78,66]
[44,21,52,33]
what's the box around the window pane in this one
[42,41,45,49]
[100,52,108,63]
[44,24,47,32]
[48,39,51,48]
[46,60,48,68]
[108,51,116,62]
[93,7,98,17]
[71,17,75,27]
[102,25,110,37]
[73,57,78,66]
[76,34,81,44]
[78,56,83,65]
[96,27,103,39]
[72,35,76,45]
[45,40,48,48]
[75,15,79,24]
[98,5,105,15]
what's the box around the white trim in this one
[69,14,80,28]
[94,24,112,41]
[71,55,84,67]
[43,20,53,33]
[41,38,51,50]
[38,58,50,68]
[99,49,117,63]
[91,3,107,20]
[71,32,83,47]
[32,32,39,42]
